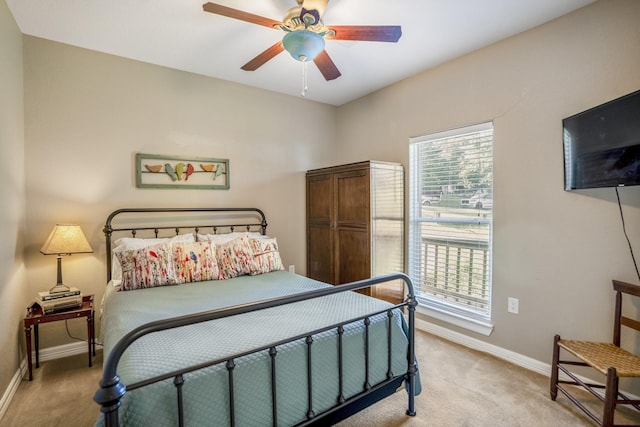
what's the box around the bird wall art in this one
[136,153,229,190]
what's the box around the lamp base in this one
[49,283,71,294]
[49,256,70,293]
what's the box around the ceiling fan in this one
[202,1,402,81]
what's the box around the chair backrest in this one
[612,279,640,346]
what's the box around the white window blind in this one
[409,122,493,320]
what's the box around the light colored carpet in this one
[3,329,640,426]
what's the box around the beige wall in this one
[0,0,27,405]
[21,36,338,348]
[336,0,640,364]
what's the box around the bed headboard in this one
[103,207,268,282]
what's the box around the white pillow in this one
[111,233,195,280]
[197,231,267,245]
[113,233,195,249]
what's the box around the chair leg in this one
[603,367,618,427]
[550,334,561,401]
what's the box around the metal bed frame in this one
[94,207,418,426]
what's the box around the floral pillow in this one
[116,242,174,291]
[215,235,256,280]
[249,237,284,275]
[172,241,219,284]
[111,234,195,280]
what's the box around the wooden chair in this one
[551,280,640,427]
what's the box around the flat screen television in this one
[563,89,640,190]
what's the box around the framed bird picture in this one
[135,153,229,189]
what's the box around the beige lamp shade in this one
[41,224,93,294]
[40,224,93,255]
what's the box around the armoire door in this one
[334,169,370,285]
[306,173,334,283]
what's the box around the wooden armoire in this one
[306,161,405,304]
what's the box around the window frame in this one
[408,122,495,335]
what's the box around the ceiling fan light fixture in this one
[282,30,325,62]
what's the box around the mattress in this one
[97,271,416,426]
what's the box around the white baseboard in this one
[415,317,552,377]
[0,359,26,422]
[35,341,93,363]
[0,341,100,424]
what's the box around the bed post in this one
[94,375,126,427]
[405,286,418,417]
[103,222,113,283]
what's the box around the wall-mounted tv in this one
[563,89,640,190]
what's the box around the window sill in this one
[416,303,494,336]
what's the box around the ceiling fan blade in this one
[313,50,341,81]
[301,0,329,20]
[241,41,285,71]
[202,2,282,29]
[328,25,402,42]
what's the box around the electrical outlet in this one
[288,265,295,274]
[508,297,519,314]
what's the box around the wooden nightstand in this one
[23,294,95,381]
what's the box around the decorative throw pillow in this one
[215,235,256,280]
[249,237,284,275]
[172,241,219,284]
[112,234,195,280]
[116,242,174,291]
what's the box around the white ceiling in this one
[7,0,596,106]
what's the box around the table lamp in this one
[40,224,93,294]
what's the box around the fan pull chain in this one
[301,62,308,97]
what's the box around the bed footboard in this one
[94,273,418,427]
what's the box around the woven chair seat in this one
[559,340,640,377]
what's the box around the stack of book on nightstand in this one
[36,287,82,314]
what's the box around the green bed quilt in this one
[96,271,417,426]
